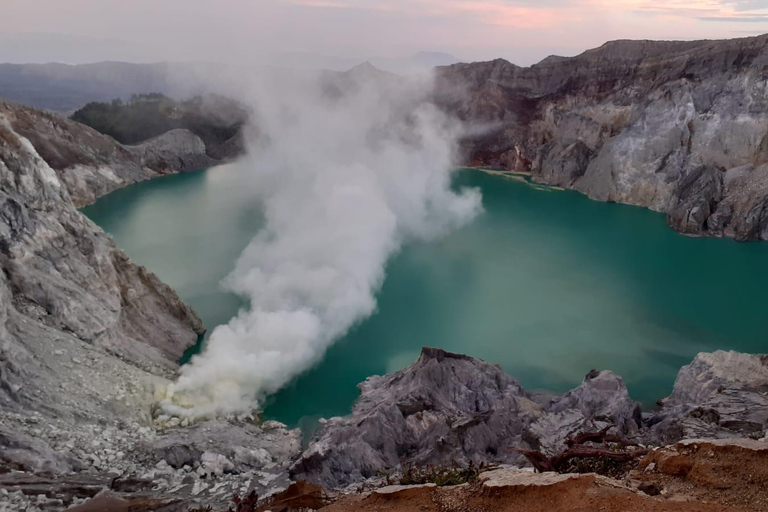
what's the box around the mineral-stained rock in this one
[292,348,642,488]
[635,438,768,509]
[436,34,768,240]
[324,464,741,512]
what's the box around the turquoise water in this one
[82,166,768,430]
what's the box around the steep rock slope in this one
[0,102,204,466]
[0,103,305,511]
[437,35,768,241]
[1,101,222,206]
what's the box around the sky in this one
[2,0,768,66]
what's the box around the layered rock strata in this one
[436,35,768,240]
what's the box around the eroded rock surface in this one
[649,351,768,443]
[436,35,768,240]
[128,128,218,174]
[292,348,642,488]
[1,101,232,206]
[0,102,302,511]
[294,348,768,490]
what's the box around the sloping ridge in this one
[436,34,768,241]
[0,101,205,442]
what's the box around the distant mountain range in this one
[0,33,155,65]
[0,51,461,113]
[0,61,230,112]
[271,51,460,74]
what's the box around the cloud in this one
[699,15,768,20]
[280,0,768,29]
[620,0,768,22]
[5,0,768,72]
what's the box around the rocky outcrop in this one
[1,100,230,207]
[128,128,216,173]
[0,98,205,470]
[2,100,157,206]
[0,106,204,412]
[649,351,768,443]
[0,101,308,511]
[0,414,302,510]
[291,348,642,488]
[436,35,768,241]
[294,348,768,490]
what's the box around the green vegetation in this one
[399,461,481,486]
[71,93,245,149]
[560,453,638,479]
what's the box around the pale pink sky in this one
[2,0,768,65]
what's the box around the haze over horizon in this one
[3,0,768,68]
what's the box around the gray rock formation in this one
[0,99,203,461]
[1,100,232,207]
[436,35,768,241]
[293,348,768,489]
[0,103,205,408]
[649,351,768,443]
[0,100,301,510]
[128,128,216,173]
[3,101,156,205]
[291,347,641,488]
[0,413,302,510]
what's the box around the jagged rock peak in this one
[344,60,398,80]
[293,349,642,488]
[417,346,474,362]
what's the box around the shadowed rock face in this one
[436,35,768,241]
[291,348,641,488]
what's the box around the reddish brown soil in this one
[324,441,768,512]
[635,440,768,511]
[324,475,735,512]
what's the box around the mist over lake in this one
[82,166,768,431]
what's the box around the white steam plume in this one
[163,67,481,416]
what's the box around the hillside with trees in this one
[71,93,247,157]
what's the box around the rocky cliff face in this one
[293,348,768,489]
[2,101,223,207]
[128,128,220,173]
[0,102,306,511]
[0,100,204,441]
[436,35,768,241]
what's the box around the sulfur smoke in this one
[163,67,481,417]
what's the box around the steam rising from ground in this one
[163,68,481,416]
